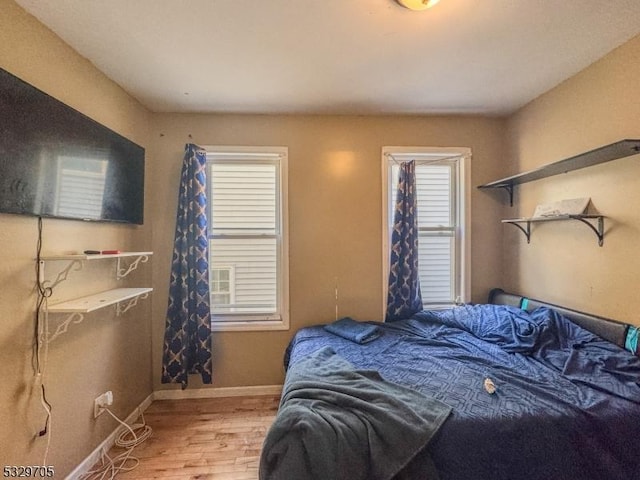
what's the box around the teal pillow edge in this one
[625,326,639,355]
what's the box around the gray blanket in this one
[259,347,451,480]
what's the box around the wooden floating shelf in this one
[47,287,153,313]
[478,139,640,205]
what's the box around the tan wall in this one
[151,113,506,390]
[10,0,639,472]
[504,34,640,324]
[1,0,508,472]
[0,0,153,474]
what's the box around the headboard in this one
[488,288,629,348]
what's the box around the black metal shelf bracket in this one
[502,215,604,246]
[571,215,604,247]
[505,221,531,243]
[500,185,514,207]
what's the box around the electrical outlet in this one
[93,390,113,418]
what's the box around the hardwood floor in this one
[106,395,281,479]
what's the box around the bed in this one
[259,289,640,480]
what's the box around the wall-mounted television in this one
[0,67,145,225]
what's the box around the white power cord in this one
[80,408,152,480]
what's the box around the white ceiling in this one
[14,0,640,116]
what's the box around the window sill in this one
[210,319,289,332]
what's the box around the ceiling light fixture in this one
[395,0,441,11]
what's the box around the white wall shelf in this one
[46,288,153,342]
[40,251,152,283]
[40,251,153,261]
[47,287,153,313]
[40,252,153,342]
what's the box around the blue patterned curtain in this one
[161,144,213,388]
[386,160,423,321]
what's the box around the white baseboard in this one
[153,384,283,400]
[67,385,282,479]
[65,393,153,480]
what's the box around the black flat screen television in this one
[0,67,145,225]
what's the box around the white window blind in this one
[206,147,289,330]
[416,165,455,304]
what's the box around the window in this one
[382,147,471,310]
[210,266,235,306]
[205,146,289,331]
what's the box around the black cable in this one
[33,218,53,365]
[38,384,51,437]
[34,217,52,437]
[35,216,53,297]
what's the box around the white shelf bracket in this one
[117,255,150,279]
[41,259,84,290]
[48,312,85,343]
[116,292,149,316]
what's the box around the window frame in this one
[204,145,289,332]
[381,146,471,315]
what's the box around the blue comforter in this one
[284,305,640,480]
